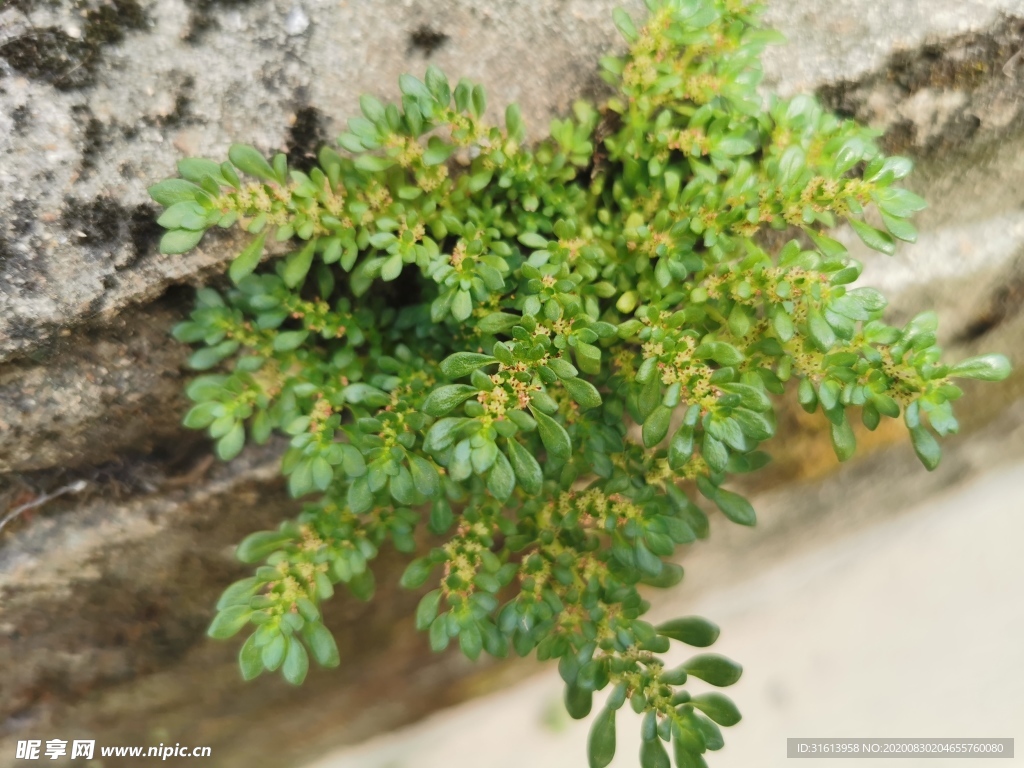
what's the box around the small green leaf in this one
[160,228,204,254]
[807,308,836,352]
[216,421,245,460]
[673,738,707,768]
[693,714,723,751]
[311,456,334,491]
[869,156,914,182]
[228,144,277,181]
[487,450,516,502]
[381,252,403,281]
[440,352,498,379]
[421,384,479,416]
[236,530,292,563]
[429,615,449,651]
[507,439,543,495]
[830,415,856,462]
[459,621,483,660]
[910,425,941,470]
[399,73,434,103]
[184,403,220,434]
[870,392,900,418]
[424,416,468,452]
[429,498,454,534]
[682,654,743,687]
[282,635,310,684]
[564,376,602,409]
[283,239,317,288]
[239,634,263,680]
[452,289,473,321]
[642,405,672,448]
[575,341,602,375]
[289,459,314,497]
[229,232,266,283]
[478,312,520,334]
[656,616,720,647]
[849,218,896,256]
[208,605,251,639]
[642,561,684,588]
[217,577,259,609]
[471,439,498,475]
[416,589,442,631]
[612,8,638,41]
[881,212,917,243]
[694,341,744,366]
[505,103,525,141]
[178,157,225,185]
[565,682,593,719]
[712,488,756,526]
[408,454,440,497]
[423,137,453,166]
[158,200,208,230]
[425,65,451,104]
[702,433,729,474]
[348,569,376,601]
[772,307,795,342]
[400,558,434,589]
[471,84,487,118]
[531,407,572,463]
[690,693,741,727]
[877,187,926,217]
[389,465,419,505]
[347,477,373,514]
[668,426,694,469]
[777,145,805,184]
[640,737,670,768]
[273,330,309,352]
[805,229,848,259]
[949,354,1011,382]
[518,232,549,250]
[588,705,616,768]
[355,153,394,173]
[304,623,340,668]
[261,633,286,671]
[148,179,202,207]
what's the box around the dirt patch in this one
[0,233,14,265]
[408,24,449,57]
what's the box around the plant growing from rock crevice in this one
[150,1,1010,765]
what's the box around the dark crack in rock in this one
[285,104,328,173]
[182,0,259,44]
[0,0,150,90]
[818,15,1024,156]
[60,197,160,270]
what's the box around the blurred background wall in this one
[1,0,1022,766]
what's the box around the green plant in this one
[150,0,1010,765]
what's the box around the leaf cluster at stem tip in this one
[150,0,1010,764]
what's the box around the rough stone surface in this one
[0,446,502,768]
[1,0,1023,766]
